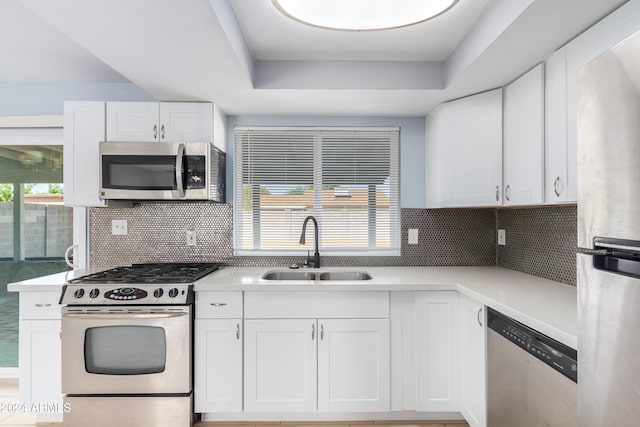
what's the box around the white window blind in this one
[234,126,400,255]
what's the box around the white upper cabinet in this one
[503,64,545,206]
[63,101,107,207]
[426,89,503,208]
[544,47,573,203]
[106,102,219,146]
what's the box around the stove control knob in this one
[168,288,179,298]
[89,288,100,299]
[153,288,164,298]
[73,288,85,299]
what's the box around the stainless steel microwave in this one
[99,141,225,202]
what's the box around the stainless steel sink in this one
[261,271,317,280]
[261,270,372,281]
[318,271,372,281]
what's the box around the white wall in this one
[226,115,426,208]
[0,82,154,115]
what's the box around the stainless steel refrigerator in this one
[577,29,640,426]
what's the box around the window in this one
[234,126,400,255]
[0,121,71,371]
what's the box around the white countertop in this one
[7,265,577,349]
[196,266,577,348]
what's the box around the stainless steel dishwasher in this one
[487,308,577,427]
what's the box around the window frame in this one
[233,126,401,256]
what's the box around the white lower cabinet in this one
[243,317,390,413]
[195,289,489,422]
[242,291,390,413]
[414,292,460,412]
[194,319,243,412]
[459,294,487,427]
[18,292,63,423]
[318,318,390,412]
[244,319,317,412]
[194,292,243,413]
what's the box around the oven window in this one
[84,326,166,375]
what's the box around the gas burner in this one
[68,263,221,284]
[61,263,222,306]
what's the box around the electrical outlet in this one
[186,230,197,246]
[111,220,127,235]
[408,229,419,245]
[498,229,506,246]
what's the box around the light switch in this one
[408,229,419,245]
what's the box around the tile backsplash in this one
[497,205,577,286]
[90,202,577,285]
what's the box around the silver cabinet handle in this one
[495,185,499,202]
[35,303,52,307]
[320,324,324,341]
[477,307,483,327]
[554,176,561,197]
[153,124,158,139]
[236,323,240,340]
[161,124,165,140]
[210,303,227,307]
[505,184,511,202]
[311,324,315,340]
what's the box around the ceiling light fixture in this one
[272,0,459,31]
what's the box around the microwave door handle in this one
[175,143,186,199]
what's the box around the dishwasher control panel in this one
[488,308,577,382]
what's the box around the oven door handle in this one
[62,312,189,320]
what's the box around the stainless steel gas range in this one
[59,263,221,427]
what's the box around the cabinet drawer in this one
[196,292,243,318]
[20,292,62,320]
[245,291,389,319]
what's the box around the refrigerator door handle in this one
[577,247,611,256]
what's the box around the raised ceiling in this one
[3,0,631,116]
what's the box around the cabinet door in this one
[459,294,487,427]
[159,102,213,142]
[19,319,62,421]
[244,319,317,412]
[503,64,545,206]
[317,318,390,412]
[106,102,160,141]
[442,89,503,207]
[194,319,242,412]
[545,48,572,203]
[63,101,106,207]
[414,291,459,412]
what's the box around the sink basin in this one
[261,270,372,281]
[262,271,317,280]
[319,271,372,281]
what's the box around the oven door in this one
[61,306,191,395]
